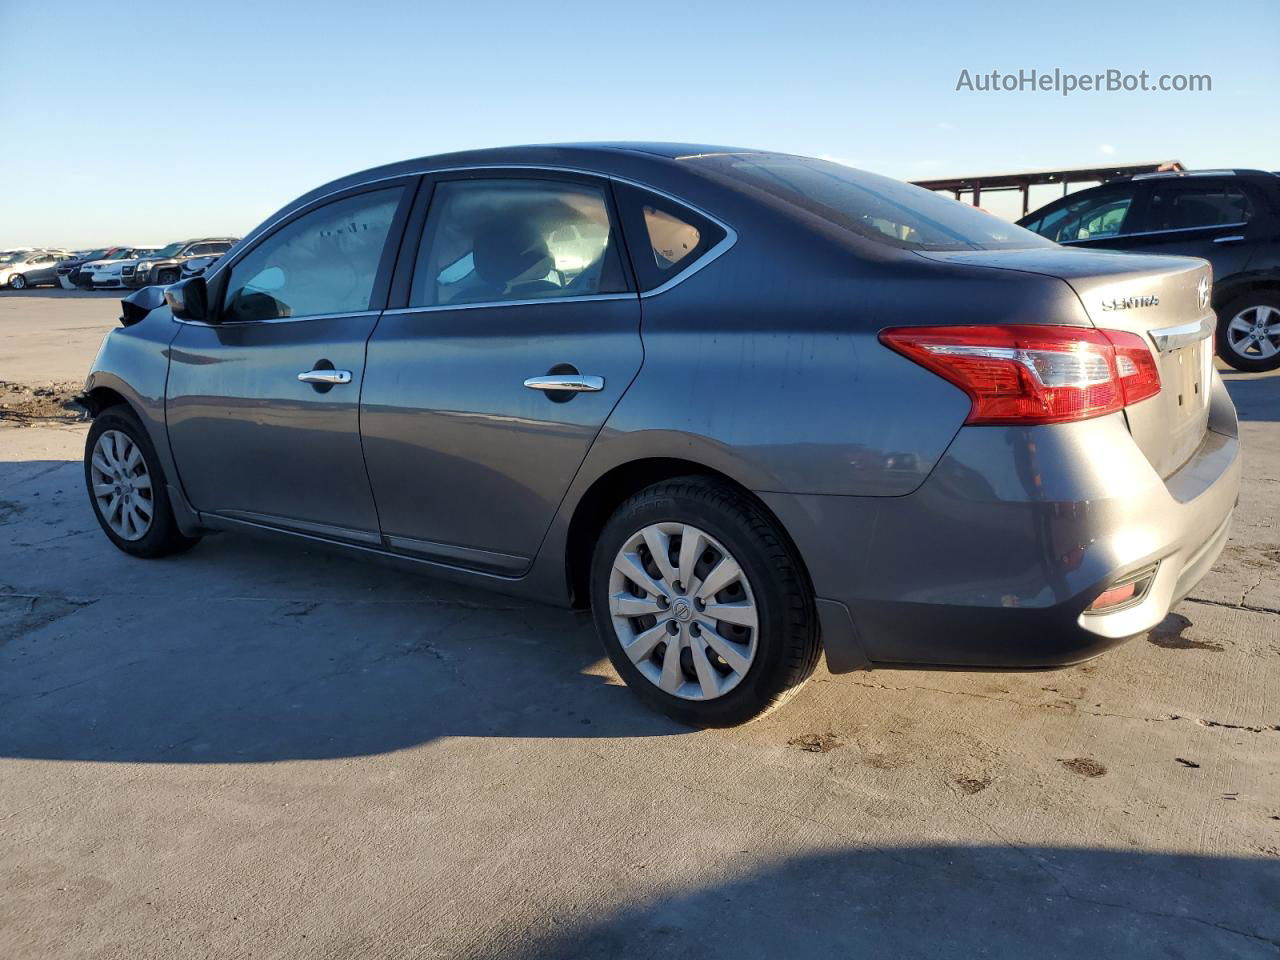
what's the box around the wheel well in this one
[81,386,129,418]
[563,458,803,609]
[1215,279,1280,310]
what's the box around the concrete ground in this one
[1,289,1278,958]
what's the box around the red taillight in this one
[1103,329,1161,406]
[879,324,1161,425]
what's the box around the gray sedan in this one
[1,250,68,289]
[79,143,1240,726]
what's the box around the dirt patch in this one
[1223,543,1280,570]
[0,381,88,426]
[0,593,95,646]
[1059,757,1107,778]
[955,776,991,795]
[788,733,845,754]
[0,500,27,524]
[1147,613,1224,652]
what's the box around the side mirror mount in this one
[165,276,212,323]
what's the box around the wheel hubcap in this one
[1227,305,1280,359]
[608,522,758,701]
[90,430,154,541]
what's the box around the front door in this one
[360,173,642,574]
[166,183,411,543]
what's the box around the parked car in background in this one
[1018,170,1280,371]
[79,144,1240,726]
[59,247,135,289]
[81,248,163,289]
[129,238,238,288]
[0,249,72,289]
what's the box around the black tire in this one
[156,269,179,285]
[84,406,201,558]
[1216,291,1280,372]
[8,273,26,290]
[589,477,820,727]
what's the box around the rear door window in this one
[409,178,629,308]
[1144,185,1252,231]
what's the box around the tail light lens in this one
[879,325,1161,425]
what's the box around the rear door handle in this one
[523,375,604,392]
[1213,235,1245,244]
[297,369,353,385]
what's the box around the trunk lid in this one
[918,248,1215,479]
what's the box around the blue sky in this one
[3,0,1276,247]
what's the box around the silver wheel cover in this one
[608,522,759,701]
[1226,304,1280,360]
[90,430,155,541]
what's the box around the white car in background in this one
[80,247,162,289]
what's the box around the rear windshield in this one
[686,154,1052,251]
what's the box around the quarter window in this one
[615,183,727,292]
[643,206,701,271]
[410,179,627,308]
[1145,187,1252,231]
[221,188,401,322]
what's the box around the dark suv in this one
[1018,171,1280,371]
[129,238,238,288]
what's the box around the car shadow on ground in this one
[0,286,122,296]
[1223,370,1280,423]
[498,845,1280,958]
[0,459,689,764]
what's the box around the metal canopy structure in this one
[912,161,1185,215]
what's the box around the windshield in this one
[149,243,186,259]
[686,154,1052,251]
[0,252,27,265]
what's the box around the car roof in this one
[297,142,779,200]
[1019,170,1279,222]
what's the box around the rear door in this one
[360,171,642,574]
[1114,179,1261,283]
[166,180,414,542]
[27,253,58,283]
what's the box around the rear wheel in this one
[590,477,820,726]
[85,407,201,558]
[1217,292,1280,372]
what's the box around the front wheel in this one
[156,269,179,285]
[85,407,201,558]
[8,273,27,290]
[590,477,820,727]
[1217,293,1280,372]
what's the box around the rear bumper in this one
[762,374,1241,672]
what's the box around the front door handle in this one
[297,369,353,385]
[523,375,604,393]
[1213,235,1245,244]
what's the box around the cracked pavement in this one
[1,294,1277,958]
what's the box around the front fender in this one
[82,306,184,511]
